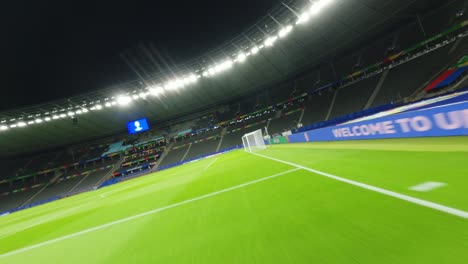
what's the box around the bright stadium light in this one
[186,74,198,83]
[17,122,27,127]
[278,25,293,38]
[76,110,83,114]
[222,59,233,69]
[0,125,8,131]
[150,86,164,96]
[95,104,103,110]
[164,81,177,91]
[60,113,67,118]
[105,102,112,108]
[68,111,75,116]
[117,95,132,106]
[208,67,216,76]
[35,118,43,123]
[139,92,148,98]
[10,124,17,128]
[44,117,51,122]
[251,46,260,54]
[53,115,60,120]
[309,0,333,16]
[264,36,278,47]
[296,12,310,24]
[190,74,198,82]
[27,121,35,125]
[237,53,247,62]
[132,94,139,100]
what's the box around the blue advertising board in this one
[288,102,468,143]
[127,118,150,135]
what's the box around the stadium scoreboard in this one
[127,118,150,135]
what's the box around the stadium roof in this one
[0,0,447,157]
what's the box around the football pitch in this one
[0,137,467,263]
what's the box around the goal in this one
[242,129,266,153]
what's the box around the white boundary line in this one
[253,153,468,219]
[0,168,300,258]
[204,158,218,171]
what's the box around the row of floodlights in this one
[0,0,333,132]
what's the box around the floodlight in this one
[82,108,89,113]
[187,74,197,83]
[10,124,17,128]
[76,110,83,114]
[317,0,333,9]
[117,95,132,106]
[17,122,27,127]
[208,67,216,76]
[224,59,233,68]
[150,87,164,96]
[174,79,184,88]
[278,25,293,38]
[105,102,112,107]
[165,81,177,91]
[296,12,310,24]
[27,121,35,125]
[35,118,43,123]
[68,111,75,116]
[95,104,103,110]
[251,46,260,54]
[132,94,139,100]
[237,53,247,62]
[0,125,8,131]
[44,117,52,121]
[60,113,67,118]
[53,115,60,120]
[264,36,278,47]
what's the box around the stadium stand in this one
[268,108,303,135]
[158,145,189,168]
[329,74,381,119]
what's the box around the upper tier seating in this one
[330,74,381,119]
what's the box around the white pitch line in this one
[0,168,300,258]
[253,153,468,219]
[409,182,447,192]
[204,158,217,171]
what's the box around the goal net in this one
[242,129,266,153]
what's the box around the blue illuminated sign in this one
[288,102,468,143]
[127,118,150,135]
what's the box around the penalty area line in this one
[0,167,300,258]
[253,153,468,219]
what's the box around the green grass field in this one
[0,137,467,263]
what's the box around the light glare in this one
[264,36,278,47]
[237,53,247,62]
[279,25,293,38]
[251,46,259,54]
[117,96,132,106]
[296,12,310,24]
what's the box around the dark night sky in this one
[0,0,275,111]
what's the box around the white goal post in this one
[242,129,267,152]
